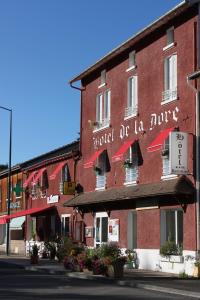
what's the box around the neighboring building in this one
[66,1,199,275]
[0,140,80,255]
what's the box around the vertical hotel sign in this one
[170,132,188,174]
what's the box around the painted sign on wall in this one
[170,132,188,175]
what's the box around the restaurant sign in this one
[170,132,188,175]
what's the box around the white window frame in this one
[160,209,183,246]
[15,178,22,199]
[95,152,107,190]
[125,76,138,119]
[94,89,111,132]
[126,50,136,72]
[98,69,106,88]
[162,53,177,104]
[163,27,175,51]
[124,145,138,185]
[161,135,177,180]
[94,212,108,247]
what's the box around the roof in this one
[64,176,195,208]
[69,1,191,84]
[0,140,80,177]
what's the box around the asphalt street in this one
[0,262,195,300]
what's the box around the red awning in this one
[23,171,37,188]
[7,205,55,220]
[32,168,46,185]
[147,127,175,152]
[112,139,137,162]
[49,162,66,180]
[0,215,9,224]
[84,149,105,168]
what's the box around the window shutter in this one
[171,54,177,91]
[164,58,169,91]
[160,210,166,246]
[133,76,138,109]
[104,90,110,121]
[96,94,103,123]
[127,211,137,249]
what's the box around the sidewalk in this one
[1,255,200,298]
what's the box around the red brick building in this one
[0,141,80,255]
[67,1,199,274]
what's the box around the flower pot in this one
[107,261,124,278]
[193,266,200,278]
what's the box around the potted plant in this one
[124,249,137,269]
[123,159,133,169]
[160,240,183,263]
[44,241,57,260]
[30,244,39,264]
[97,243,126,278]
[193,258,200,278]
[93,166,102,175]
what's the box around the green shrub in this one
[160,241,182,257]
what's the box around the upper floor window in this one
[95,90,111,131]
[163,27,175,51]
[125,76,138,119]
[59,164,70,194]
[126,51,136,71]
[95,151,109,190]
[162,136,170,176]
[167,27,174,45]
[15,179,22,198]
[40,171,48,197]
[124,143,138,184]
[98,69,106,88]
[162,54,177,103]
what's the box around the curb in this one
[3,262,200,299]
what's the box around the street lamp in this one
[0,106,12,256]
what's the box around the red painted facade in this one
[69,2,199,262]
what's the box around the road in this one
[0,262,195,300]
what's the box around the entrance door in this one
[95,212,108,247]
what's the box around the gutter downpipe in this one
[69,82,85,157]
[187,0,200,253]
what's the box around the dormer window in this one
[163,27,175,51]
[98,69,106,88]
[126,51,136,71]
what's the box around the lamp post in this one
[0,106,12,256]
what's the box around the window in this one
[127,51,136,71]
[99,69,106,88]
[162,54,177,103]
[162,136,170,176]
[95,89,111,130]
[167,27,174,46]
[61,214,70,237]
[0,186,1,203]
[59,164,70,194]
[125,76,138,119]
[40,171,48,197]
[160,209,183,246]
[95,151,108,190]
[15,179,22,198]
[124,143,138,184]
[95,212,108,246]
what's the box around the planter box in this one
[160,255,184,263]
[169,255,184,263]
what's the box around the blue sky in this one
[0,0,181,166]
